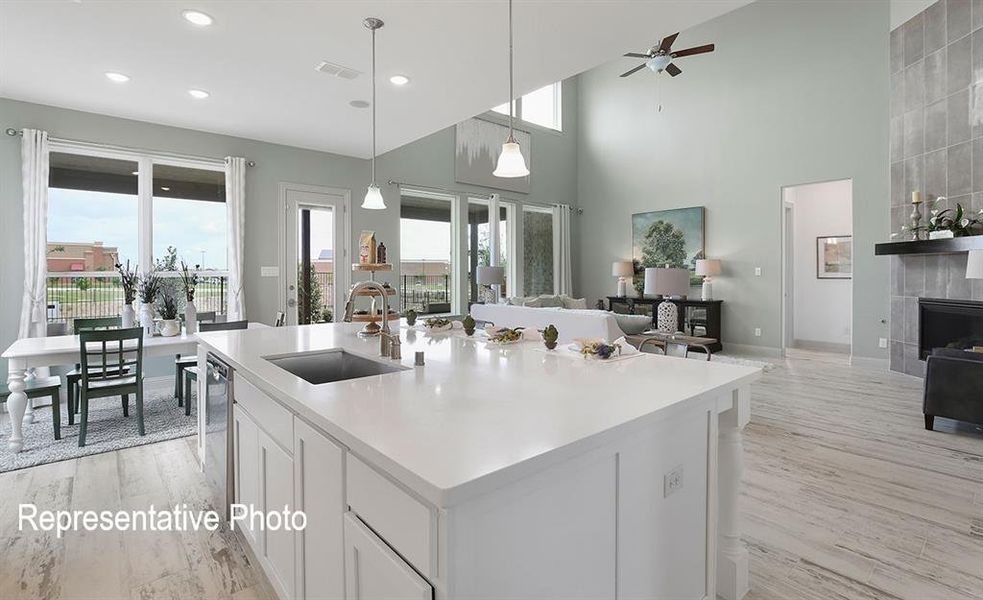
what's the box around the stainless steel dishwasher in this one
[204,353,234,521]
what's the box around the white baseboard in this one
[721,342,783,358]
[849,355,889,370]
[143,375,174,391]
[792,339,851,354]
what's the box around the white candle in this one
[912,191,923,204]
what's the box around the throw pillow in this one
[560,295,588,310]
[535,295,565,308]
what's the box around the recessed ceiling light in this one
[188,89,210,99]
[131,170,139,175]
[349,100,370,109]
[182,10,213,26]
[160,186,171,191]
[389,74,410,86]
[105,72,130,83]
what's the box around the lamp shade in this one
[493,142,530,178]
[612,261,634,277]
[967,250,983,279]
[362,184,386,210]
[644,267,690,297]
[476,265,506,285]
[695,259,721,277]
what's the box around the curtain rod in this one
[387,179,580,213]
[5,127,255,167]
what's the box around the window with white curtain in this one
[45,147,227,326]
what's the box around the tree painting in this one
[632,207,706,286]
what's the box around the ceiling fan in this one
[620,33,715,78]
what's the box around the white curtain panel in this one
[552,204,573,296]
[225,156,246,320]
[19,129,50,339]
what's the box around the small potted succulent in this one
[157,293,181,337]
[138,270,162,336]
[542,324,559,350]
[180,261,201,334]
[404,308,418,326]
[462,314,476,336]
[116,260,139,327]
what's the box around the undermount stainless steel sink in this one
[265,349,408,385]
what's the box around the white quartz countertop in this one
[197,323,761,507]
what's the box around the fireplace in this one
[918,298,983,359]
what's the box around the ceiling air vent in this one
[314,61,361,80]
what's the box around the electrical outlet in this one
[664,466,684,498]
[754,327,762,337]
[754,267,762,276]
[879,337,888,349]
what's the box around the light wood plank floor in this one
[0,350,980,599]
[745,350,983,600]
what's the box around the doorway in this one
[781,179,853,357]
[280,184,350,326]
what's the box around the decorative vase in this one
[656,300,678,334]
[121,302,136,328]
[701,278,713,301]
[160,319,180,337]
[185,300,197,334]
[139,302,155,336]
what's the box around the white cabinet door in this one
[260,429,296,600]
[233,405,260,552]
[294,419,345,600]
[344,512,432,600]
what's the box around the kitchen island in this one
[196,322,760,600]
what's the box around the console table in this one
[607,296,723,352]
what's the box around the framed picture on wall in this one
[817,235,852,279]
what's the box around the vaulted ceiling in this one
[0,0,749,158]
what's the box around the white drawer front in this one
[234,375,293,453]
[346,456,434,579]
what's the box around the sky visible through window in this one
[401,219,450,261]
[48,188,228,270]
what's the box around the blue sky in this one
[48,188,228,269]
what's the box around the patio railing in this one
[400,274,450,313]
[46,271,228,328]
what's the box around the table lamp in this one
[612,261,634,296]
[695,259,722,301]
[476,265,506,303]
[644,267,690,333]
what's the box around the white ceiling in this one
[0,0,750,158]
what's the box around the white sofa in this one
[470,304,628,343]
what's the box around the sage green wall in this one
[0,97,376,374]
[575,0,890,358]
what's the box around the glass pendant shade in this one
[493,141,529,178]
[362,184,386,210]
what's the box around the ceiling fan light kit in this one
[494,0,530,179]
[362,17,387,210]
[620,32,714,79]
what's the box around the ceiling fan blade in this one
[658,33,679,53]
[671,43,715,58]
[624,52,651,58]
[619,64,647,78]
[666,63,682,77]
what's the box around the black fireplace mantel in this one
[875,235,983,256]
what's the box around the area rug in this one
[0,388,196,473]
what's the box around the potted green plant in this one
[138,270,162,336]
[115,260,139,327]
[157,293,180,337]
[462,314,476,336]
[542,324,559,350]
[180,261,201,333]
[404,308,418,326]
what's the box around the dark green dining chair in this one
[1,376,63,439]
[67,316,128,423]
[77,327,144,447]
[174,311,217,407]
[181,320,248,416]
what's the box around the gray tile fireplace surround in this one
[890,0,983,376]
[890,254,983,375]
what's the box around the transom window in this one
[492,82,562,131]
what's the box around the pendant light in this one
[493,0,530,178]
[362,17,386,210]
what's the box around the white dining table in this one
[2,324,265,453]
